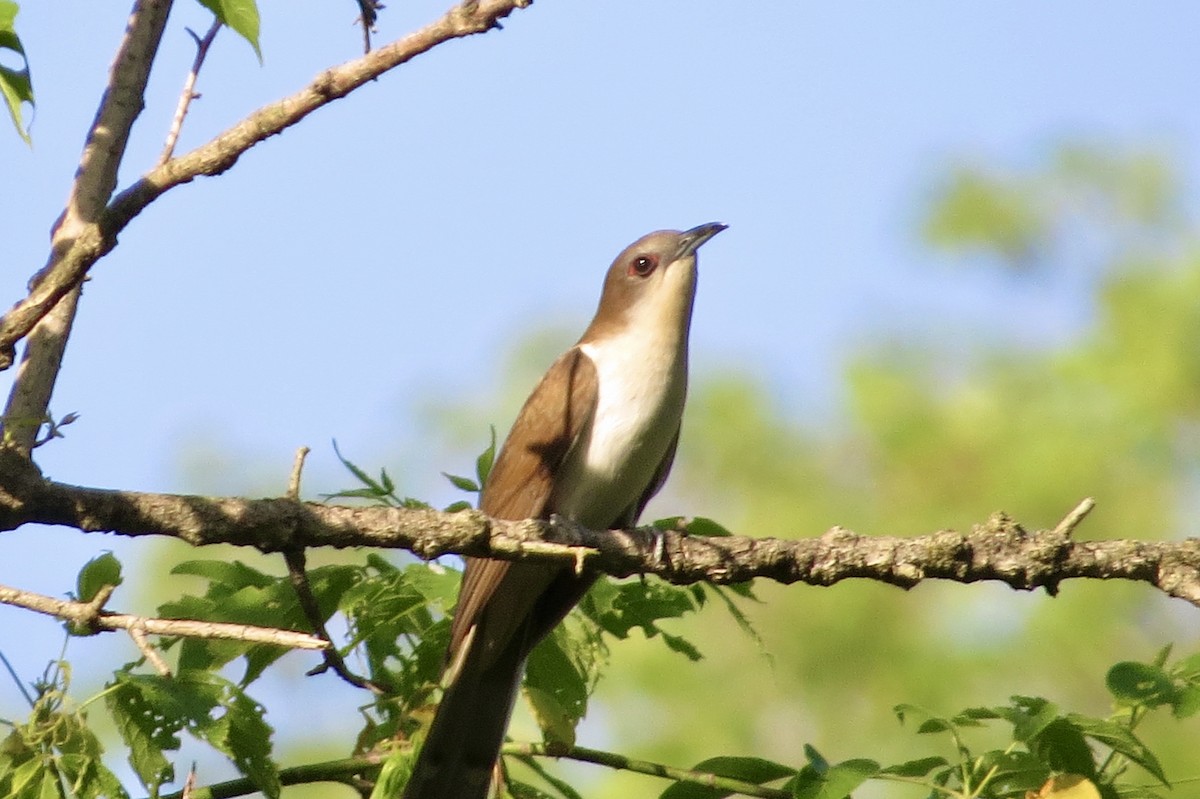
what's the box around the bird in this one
[401,222,727,799]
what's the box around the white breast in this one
[551,333,687,529]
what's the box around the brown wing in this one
[446,347,599,659]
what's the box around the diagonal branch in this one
[0,450,1198,607]
[0,0,532,376]
[0,0,175,452]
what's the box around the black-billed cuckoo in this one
[401,222,727,799]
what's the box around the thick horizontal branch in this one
[0,0,531,371]
[1,451,1199,607]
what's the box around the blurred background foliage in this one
[433,144,1200,796]
[125,143,1200,797]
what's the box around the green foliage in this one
[0,665,127,799]
[563,144,1200,796]
[584,647,1199,799]
[14,145,1200,799]
[440,425,497,511]
[924,166,1048,263]
[791,751,878,799]
[74,553,123,605]
[106,670,279,798]
[659,755,797,798]
[886,684,1174,799]
[922,146,1178,268]
[326,440,432,508]
[196,0,261,60]
[0,0,33,144]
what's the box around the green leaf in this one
[974,750,1048,795]
[1,676,128,799]
[684,517,735,537]
[475,425,497,486]
[659,756,795,799]
[114,670,279,798]
[443,471,479,493]
[1106,661,1176,708]
[36,769,59,799]
[956,706,1004,721]
[107,675,176,792]
[791,759,878,799]
[1171,684,1200,719]
[330,440,391,499]
[324,486,387,501]
[160,561,342,685]
[584,580,699,639]
[1027,718,1096,778]
[197,0,261,59]
[523,686,576,747]
[338,561,458,698]
[1170,651,1200,680]
[652,516,734,537]
[1008,696,1062,744]
[525,627,591,737]
[207,686,280,798]
[878,756,949,777]
[803,744,829,773]
[369,745,413,799]
[171,558,274,590]
[1069,715,1168,786]
[75,552,123,603]
[0,0,33,145]
[659,629,703,661]
[894,703,957,735]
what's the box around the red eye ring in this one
[627,254,658,277]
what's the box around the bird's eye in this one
[627,254,658,277]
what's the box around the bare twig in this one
[129,623,172,676]
[0,0,533,375]
[284,548,390,694]
[356,0,385,54]
[0,581,331,650]
[280,443,386,689]
[0,0,175,451]
[159,18,222,166]
[1054,496,1096,537]
[30,410,79,448]
[288,446,310,500]
[181,765,197,799]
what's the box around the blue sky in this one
[4,0,1200,781]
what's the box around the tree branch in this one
[155,753,383,799]
[0,0,174,451]
[0,0,532,375]
[158,17,222,166]
[0,451,1197,607]
[509,742,791,799]
[0,580,330,650]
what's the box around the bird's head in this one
[584,222,727,342]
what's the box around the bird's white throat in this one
[553,325,688,530]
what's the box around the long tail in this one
[400,624,527,799]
